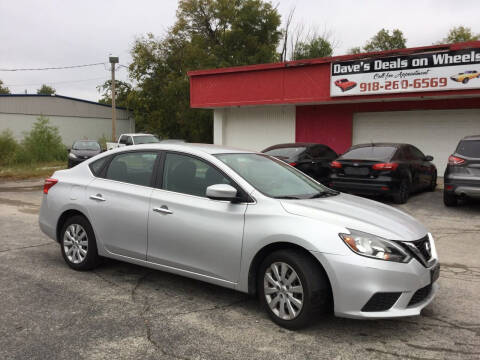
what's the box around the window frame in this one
[155,151,254,203]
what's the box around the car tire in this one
[393,179,410,204]
[60,215,101,271]
[443,190,458,207]
[462,78,469,84]
[258,249,330,330]
[428,170,437,192]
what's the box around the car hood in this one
[280,193,427,241]
[71,149,101,157]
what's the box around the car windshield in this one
[134,135,160,144]
[215,153,330,199]
[72,141,100,151]
[456,140,480,158]
[341,146,396,161]
[263,146,306,159]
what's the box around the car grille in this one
[399,235,432,267]
[408,284,432,307]
[361,292,402,312]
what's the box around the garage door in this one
[353,109,480,173]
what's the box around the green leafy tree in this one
[347,46,362,55]
[363,29,407,52]
[18,116,67,163]
[128,0,282,142]
[0,80,10,94]
[441,26,480,44]
[292,36,333,60]
[36,84,56,95]
[97,80,133,109]
[0,130,19,165]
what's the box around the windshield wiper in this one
[273,195,302,199]
[309,191,340,199]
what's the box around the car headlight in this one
[68,153,78,159]
[339,229,411,263]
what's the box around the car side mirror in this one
[425,155,434,161]
[206,184,239,202]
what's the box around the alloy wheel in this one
[63,224,88,264]
[264,262,304,320]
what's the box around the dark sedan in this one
[329,143,437,204]
[262,143,338,184]
[68,140,102,168]
[444,135,480,206]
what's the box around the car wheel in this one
[258,249,330,329]
[393,179,410,204]
[462,78,469,84]
[443,190,458,207]
[428,170,437,192]
[60,215,100,270]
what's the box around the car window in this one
[456,140,480,158]
[126,136,134,146]
[73,141,100,151]
[341,146,396,161]
[410,146,426,161]
[162,153,232,197]
[89,156,110,176]
[105,152,157,186]
[134,135,160,144]
[216,153,328,198]
[310,145,337,158]
[263,147,306,160]
[118,135,127,145]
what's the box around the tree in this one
[0,80,10,94]
[441,26,480,44]
[36,84,56,95]
[97,80,133,109]
[347,47,362,55]
[128,0,282,142]
[363,28,407,52]
[292,36,333,60]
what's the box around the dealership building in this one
[189,41,480,172]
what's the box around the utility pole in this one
[109,56,119,141]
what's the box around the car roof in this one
[349,143,405,149]
[263,142,327,150]
[113,143,255,156]
[121,133,154,137]
[462,135,480,141]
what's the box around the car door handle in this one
[89,194,106,202]
[153,206,173,215]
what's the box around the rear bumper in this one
[444,176,480,198]
[329,177,399,195]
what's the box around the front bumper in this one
[311,244,438,319]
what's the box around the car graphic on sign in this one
[335,78,357,92]
[450,70,480,84]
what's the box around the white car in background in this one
[38,143,439,329]
[106,133,160,150]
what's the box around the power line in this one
[5,76,108,87]
[0,62,106,72]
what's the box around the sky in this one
[0,0,479,102]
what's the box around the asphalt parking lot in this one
[0,179,479,360]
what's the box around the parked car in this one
[262,143,338,184]
[329,143,437,204]
[450,70,480,84]
[39,144,439,329]
[67,140,102,168]
[334,78,357,91]
[444,135,480,206]
[106,133,160,150]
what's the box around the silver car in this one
[39,144,439,329]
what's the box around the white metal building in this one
[0,94,134,146]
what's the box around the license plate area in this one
[344,167,369,176]
[430,263,440,284]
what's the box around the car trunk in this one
[335,159,383,178]
[456,140,480,177]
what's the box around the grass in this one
[0,161,67,180]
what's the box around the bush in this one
[0,130,20,166]
[97,133,108,151]
[17,116,67,164]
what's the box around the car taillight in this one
[372,162,399,171]
[330,161,342,168]
[43,178,58,194]
[289,162,297,167]
[448,155,465,165]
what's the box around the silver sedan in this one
[39,143,439,329]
